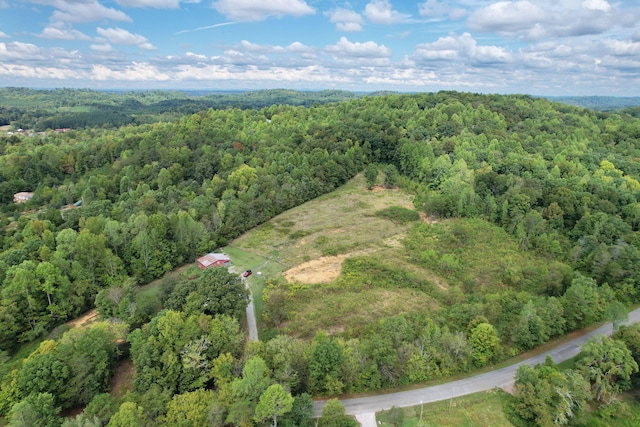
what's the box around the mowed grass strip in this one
[222,245,286,327]
[377,389,515,427]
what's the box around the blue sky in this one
[1,0,639,95]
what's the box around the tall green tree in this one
[577,335,638,404]
[254,384,294,427]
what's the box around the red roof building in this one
[196,253,231,270]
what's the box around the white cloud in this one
[582,0,611,12]
[236,40,312,55]
[467,0,632,40]
[467,1,546,34]
[90,43,114,52]
[414,32,511,65]
[0,1,8,8]
[91,62,170,81]
[29,0,131,23]
[96,27,156,50]
[0,31,9,39]
[418,0,466,20]
[39,24,92,41]
[364,0,410,24]
[601,39,640,56]
[212,0,315,21]
[116,0,178,7]
[326,8,364,32]
[325,37,391,58]
[0,41,82,63]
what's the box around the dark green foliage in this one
[128,310,243,394]
[375,206,420,224]
[319,399,357,427]
[510,360,590,427]
[280,393,314,427]
[164,267,249,320]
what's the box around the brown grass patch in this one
[110,359,135,397]
[284,255,348,284]
[66,309,99,329]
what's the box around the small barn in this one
[196,253,231,270]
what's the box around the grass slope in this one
[230,173,567,340]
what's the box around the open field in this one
[377,389,514,427]
[221,245,286,333]
[232,174,416,270]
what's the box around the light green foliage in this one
[364,165,378,189]
[8,392,61,427]
[469,322,499,367]
[512,361,590,426]
[164,389,216,426]
[61,413,103,427]
[309,332,344,395]
[106,402,149,427]
[319,399,357,427]
[578,335,638,404]
[227,356,273,427]
[254,384,294,427]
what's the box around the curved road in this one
[313,307,640,424]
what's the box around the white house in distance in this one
[13,192,34,203]
[196,253,231,270]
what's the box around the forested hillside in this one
[0,88,359,131]
[1,91,640,425]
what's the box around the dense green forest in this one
[0,88,360,131]
[1,90,640,425]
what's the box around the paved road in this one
[313,307,640,421]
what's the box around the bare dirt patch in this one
[283,255,349,284]
[66,309,99,329]
[420,212,439,224]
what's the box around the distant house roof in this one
[197,253,231,268]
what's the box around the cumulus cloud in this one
[418,0,467,20]
[91,62,170,81]
[325,8,364,32]
[0,41,82,63]
[96,27,156,50]
[325,37,391,58]
[39,24,92,41]
[237,40,312,54]
[0,31,9,39]
[212,0,315,21]
[30,0,131,23]
[601,39,640,56]
[90,43,114,52]
[364,0,410,25]
[414,32,511,65]
[467,0,631,40]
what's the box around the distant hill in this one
[546,96,640,111]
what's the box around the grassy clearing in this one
[404,218,567,295]
[232,174,415,268]
[222,245,286,330]
[283,286,438,339]
[377,389,514,427]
